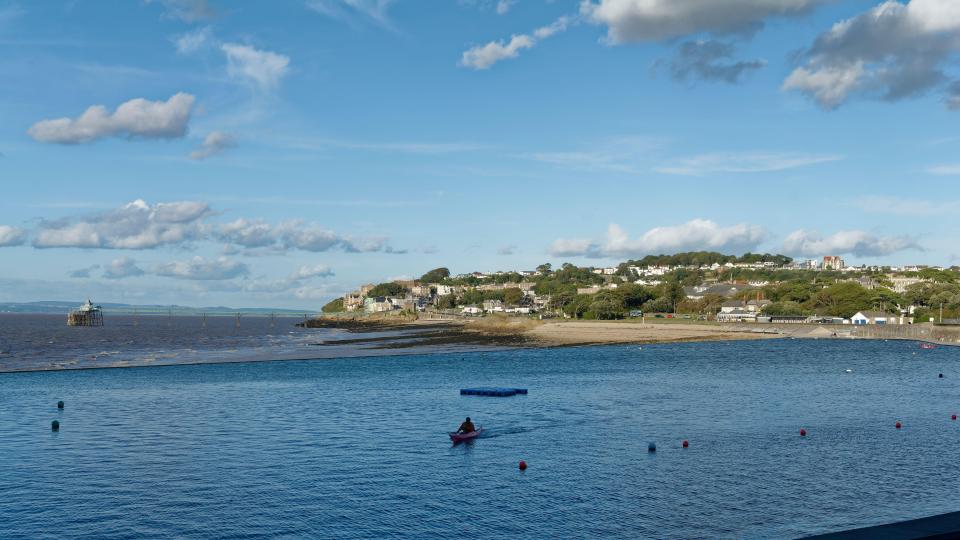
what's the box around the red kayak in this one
[449,427,483,443]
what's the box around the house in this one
[851,311,897,325]
[720,300,746,313]
[461,306,482,316]
[745,299,772,313]
[364,296,394,313]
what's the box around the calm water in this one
[0,314,484,372]
[2,339,959,539]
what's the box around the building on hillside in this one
[745,299,772,313]
[344,283,376,311]
[823,256,845,270]
[364,296,394,313]
[889,276,927,293]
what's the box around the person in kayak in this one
[457,417,476,434]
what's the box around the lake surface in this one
[2,339,959,539]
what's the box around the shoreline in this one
[3,317,954,375]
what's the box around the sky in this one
[1,0,960,309]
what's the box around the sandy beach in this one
[523,320,780,346]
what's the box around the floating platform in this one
[460,387,528,397]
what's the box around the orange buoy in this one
[682,440,689,448]
[896,421,902,429]
[799,428,806,437]
[518,460,527,471]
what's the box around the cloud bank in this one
[33,199,211,250]
[28,93,195,144]
[550,219,768,258]
[784,0,960,109]
[782,229,922,257]
[580,0,826,43]
[0,225,26,247]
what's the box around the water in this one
[1,339,959,539]
[0,314,481,372]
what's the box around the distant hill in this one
[0,301,316,316]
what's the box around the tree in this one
[806,282,876,317]
[536,263,553,275]
[503,287,524,306]
[368,282,406,297]
[436,295,457,309]
[322,298,344,313]
[761,301,806,316]
[419,267,450,283]
[590,298,624,320]
[665,281,685,313]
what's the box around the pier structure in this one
[67,299,103,327]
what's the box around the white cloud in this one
[460,16,570,69]
[496,0,515,15]
[291,264,335,280]
[154,256,249,280]
[784,0,960,109]
[550,219,767,258]
[927,164,960,175]
[221,43,290,91]
[655,151,841,175]
[782,229,921,257]
[216,219,401,254]
[28,93,195,144]
[33,199,211,249]
[174,26,213,54]
[0,225,26,247]
[580,0,825,43]
[218,219,277,248]
[189,131,236,160]
[147,0,216,22]
[102,257,145,279]
[306,0,395,27]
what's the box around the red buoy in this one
[896,421,902,429]
[799,428,806,437]
[518,460,527,471]
[682,440,689,448]
[953,415,957,421]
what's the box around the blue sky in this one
[1,0,959,309]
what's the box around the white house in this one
[461,306,482,316]
[851,311,896,325]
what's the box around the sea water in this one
[2,339,959,538]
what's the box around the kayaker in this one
[457,417,476,434]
